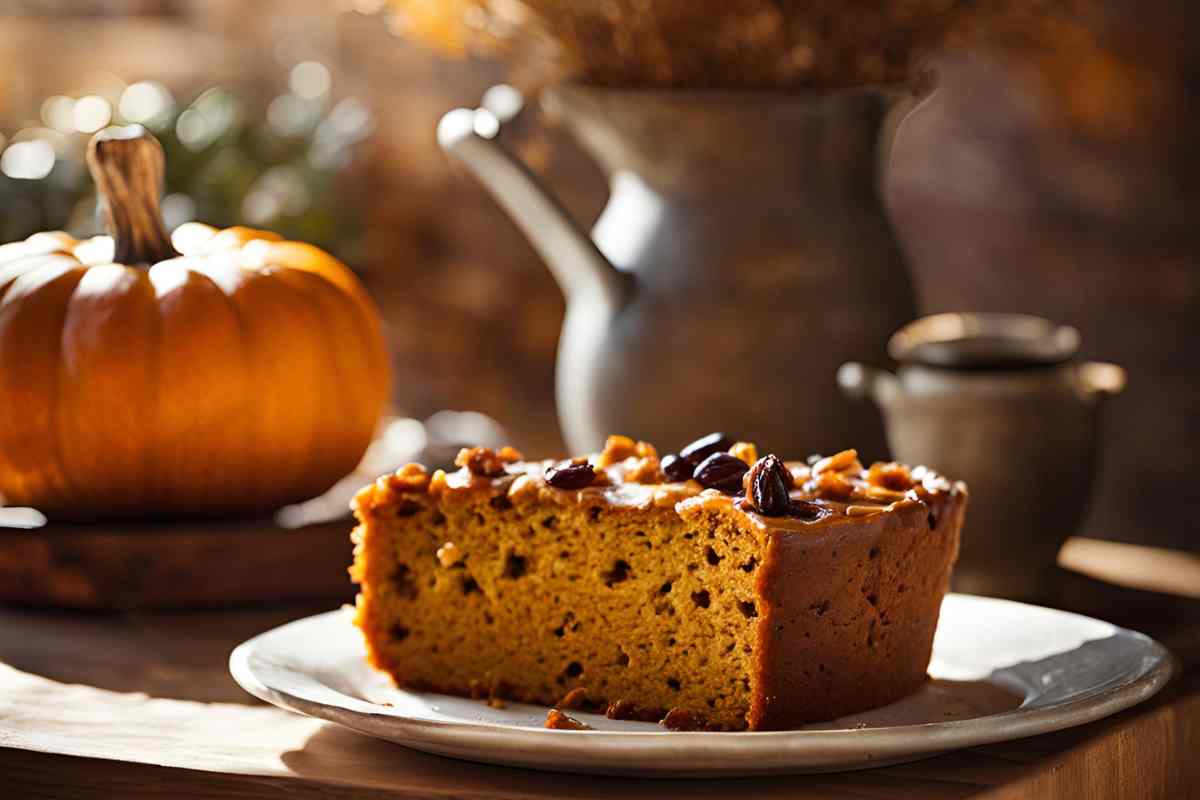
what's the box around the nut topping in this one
[789,464,811,485]
[545,459,596,489]
[624,455,664,484]
[812,469,855,500]
[745,454,791,516]
[866,461,914,492]
[634,440,658,459]
[455,446,522,478]
[728,441,758,465]
[692,452,749,494]
[596,434,638,467]
[811,448,861,475]
[386,463,430,493]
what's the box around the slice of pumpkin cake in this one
[350,433,965,731]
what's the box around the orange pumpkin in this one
[0,126,389,519]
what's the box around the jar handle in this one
[837,362,899,406]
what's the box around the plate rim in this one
[229,593,1177,774]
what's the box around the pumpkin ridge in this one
[145,269,166,510]
[223,267,328,507]
[259,240,381,324]
[0,262,87,511]
[272,251,389,416]
[58,265,160,515]
[0,254,80,305]
[212,265,260,509]
[271,267,372,499]
[149,263,255,514]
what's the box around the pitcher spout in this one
[437,99,630,308]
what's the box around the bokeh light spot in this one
[40,96,76,133]
[72,96,112,134]
[1,140,56,180]
[119,81,174,126]
[289,61,331,100]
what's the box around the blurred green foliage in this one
[0,80,373,256]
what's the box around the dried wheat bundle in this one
[387,0,964,88]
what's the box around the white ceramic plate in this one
[229,593,1174,776]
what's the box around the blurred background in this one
[0,0,1195,554]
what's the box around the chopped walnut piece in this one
[812,449,862,475]
[625,455,664,484]
[436,542,463,567]
[506,474,537,500]
[545,709,591,730]
[427,468,449,495]
[653,488,680,507]
[812,470,855,500]
[386,463,430,493]
[867,461,914,492]
[789,464,811,485]
[597,434,638,467]
[634,440,658,459]
[455,446,522,478]
[728,441,758,465]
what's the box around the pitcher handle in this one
[437,89,630,307]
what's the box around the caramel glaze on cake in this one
[350,435,966,731]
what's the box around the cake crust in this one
[351,437,964,731]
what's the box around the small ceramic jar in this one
[840,313,1126,601]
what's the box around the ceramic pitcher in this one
[439,85,917,456]
[839,313,1127,600]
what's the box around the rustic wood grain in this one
[1,546,1198,799]
[0,517,355,610]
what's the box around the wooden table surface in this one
[2,538,1198,799]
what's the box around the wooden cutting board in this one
[0,417,455,610]
[0,515,355,610]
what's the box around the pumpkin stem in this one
[86,125,179,265]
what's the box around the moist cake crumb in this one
[350,435,966,730]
